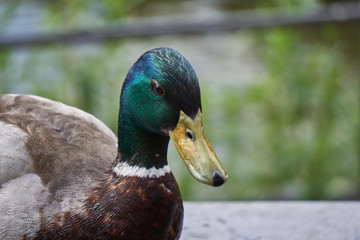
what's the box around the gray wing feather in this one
[0,94,118,192]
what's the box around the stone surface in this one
[181,202,360,240]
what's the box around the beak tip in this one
[212,170,227,187]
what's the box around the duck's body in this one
[0,48,227,239]
[0,94,182,239]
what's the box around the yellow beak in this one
[169,109,228,187]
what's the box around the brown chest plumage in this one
[34,173,183,240]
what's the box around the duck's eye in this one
[186,129,195,141]
[151,79,165,96]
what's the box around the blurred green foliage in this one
[197,28,359,200]
[0,0,359,200]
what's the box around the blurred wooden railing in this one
[0,1,360,47]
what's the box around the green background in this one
[0,0,359,200]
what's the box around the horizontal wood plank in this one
[182,202,360,240]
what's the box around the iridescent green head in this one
[118,48,228,187]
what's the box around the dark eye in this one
[151,79,165,96]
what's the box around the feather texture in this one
[0,94,118,239]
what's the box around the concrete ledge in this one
[182,202,360,240]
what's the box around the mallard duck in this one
[0,47,228,240]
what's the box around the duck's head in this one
[118,47,228,187]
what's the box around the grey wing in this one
[0,94,118,189]
[0,94,118,239]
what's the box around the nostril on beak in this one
[212,171,224,187]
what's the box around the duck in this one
[0,47,228,240]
